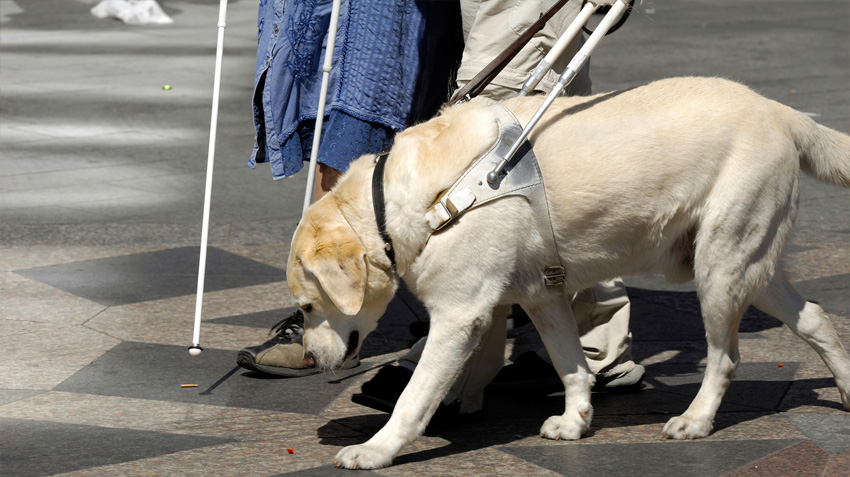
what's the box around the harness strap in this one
[372,152,396,271]
[425,105,566,286]
[448,0,572,105]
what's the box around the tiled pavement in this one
[1,1,848,475]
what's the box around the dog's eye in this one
[302,304,313,313]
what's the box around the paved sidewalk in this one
[1,1,848,475]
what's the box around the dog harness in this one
[425,104,566,286]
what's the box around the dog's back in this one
[499,77,850,290]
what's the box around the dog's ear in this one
[302,233,367,316]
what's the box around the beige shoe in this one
[236,310,359,377]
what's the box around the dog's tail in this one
[789,110,850,188]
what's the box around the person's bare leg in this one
[313,163,344,201]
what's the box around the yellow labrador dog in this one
[287,77,850,469]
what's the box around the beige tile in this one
[0,272,106,324]
[55,440,342,477]
[0,245,170,272]
[0,325,119,389]
[0,392,328,440]
[782,241,850,283]
[379,445,562,477]
[0,318,43,337]
[84,282,294,350]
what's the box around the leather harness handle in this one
[448,0,571,106]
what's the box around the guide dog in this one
[286,77,850,469]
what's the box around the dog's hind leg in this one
[662,287,747,440]
[751,269,850,410]
[663,146,805,439]
[521,295,595,440]
[663,239,754,440]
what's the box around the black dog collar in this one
[372,152,397,271]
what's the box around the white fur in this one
[286,77,850,469]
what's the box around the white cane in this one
[486,0,630,183]
[301,0,342,215]
[189,0,228,357]
[518,0,598,97]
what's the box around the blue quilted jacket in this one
[249,0,461,179]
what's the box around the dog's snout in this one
[302,352,316,368]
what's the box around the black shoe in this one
[236,310,358,377]
[593,364,645,392]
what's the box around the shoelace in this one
[269,310,304,338]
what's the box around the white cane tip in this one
[188,346,203,357]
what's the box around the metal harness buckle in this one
[543,266,566,286]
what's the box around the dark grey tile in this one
[793,273,850,318]
[15,247,284,306]
[785,413,850,455]
[54,342,382,414]
[208,307,298,329]
[644,361,800,412]
[0,417,233,477]
[499,439,802,477]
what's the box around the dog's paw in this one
[839,386,850,412]
[335,444,394,470]
[662,415,713,440]
[539,409,591,441]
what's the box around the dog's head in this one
[287,192,396,371]
[287,101,502,371]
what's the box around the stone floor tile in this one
[57,436,358,477]
[0,223,228,247]
[83,282,294,350]
[784,412,850,455]
[724,439,828,477]
[0,271,105,324]
[0,388,43,406]
[783,242,850,282]
[1,392,306,436]
[1,416,234,477]
[823,449,850,477]
[383,447,563,476]
[53,341,375,414]
[215,243,292,272]
[15,246,284,307]
[501,439,803,477]
[0,245,169,271]
[0,323,119,389]
[0,318,44,337]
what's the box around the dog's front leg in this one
[522,297,595,440]
[335,312,492,469]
